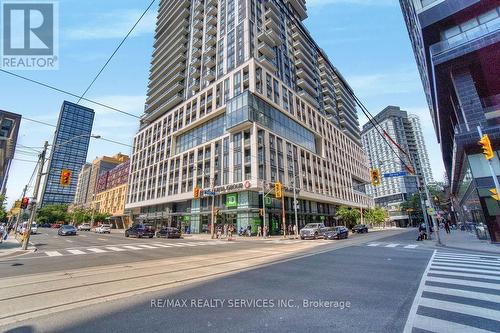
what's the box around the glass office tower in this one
[40,101,95,207]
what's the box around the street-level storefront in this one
[128,181,344,235]
[454,153,500,242]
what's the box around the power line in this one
[22,117,57,128]
[97,137,133,148]
[77,0,158,103]
[0,69,140,119]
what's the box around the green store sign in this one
[182,215,190,222]
[226,193,238,208]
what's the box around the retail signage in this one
[226,193,238,208]
[200,180,252,197]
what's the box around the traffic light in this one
[275,182,282,199]
[371,169,381,186]
[479,134,494,160]
[60,169,71,186]
[20,197,29,209]
[193,186,200,199]
[490,188,499,201]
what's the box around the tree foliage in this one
[68,208,111,225]
[364,207,386,226]
[0,194,7,223]
[36,204,69,224]
[336,206,360,228]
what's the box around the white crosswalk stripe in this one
[42,241,234,257]
[367,243,380,247]
[385,243,399,248]
[67,249,85,255]
[365,242,419,249]
[45,251,62,257]
[404,245,418,249]
[404,250,500,333]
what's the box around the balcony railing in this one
[430,20,499,56]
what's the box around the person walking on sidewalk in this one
[0,223,5,243]
[444,219,451,234]
[227,224,234,241]
[257,225,262,237]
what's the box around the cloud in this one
[308,0,396,7]
[65,9,156,40]
[347,68,423,97]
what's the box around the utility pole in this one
[281,187,286,239]
[293,176,298,239]
[262,181,267,238]
[14,185,28,235]
[210,177,216,239]
[22,141,48,250]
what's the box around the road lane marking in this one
[106,247,126,252]
[67,250,86,255]
[87,248,107,253]
[367,243,380,247]
[431,263,500,272]
[419,297,500,322]
[45,251,62,257]
[434,257,500,266]
[151,243,172,248]
[423,285,500,303]
[135,244,157,249]
[79,235,87,238]
[123,245,142,250]
[168,243,187,247]
[412,314,492,333]
[385,243,399,248]
[430,266,500,276]
[98,238,107,241]
[429,269,500,280]
[65,240,74,243]
[404,245,418,249]
[181,243,199,247]
[426,276,500,290]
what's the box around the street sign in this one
[426,207,435,216]
[383,171,407,178]
[205,191,216,196]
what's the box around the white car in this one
[30,222,38,234]
[95,224,111,234]
[78,223,91,231]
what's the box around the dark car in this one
[58,225,77,236]
[125,224,155,238]
[157,227,181,239]
[41,223,51,228]
[324,226,349,240]
[352,224,368,233]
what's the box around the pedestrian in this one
[228,224,233,241]
[293,224,297,238]
[216,225,222,239]
[257,225,262,237]
[223,223,228,239]
[265,225,269,237]
[444,220,451,234]
[247,225,251,237]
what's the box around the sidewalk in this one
[0,233,37,258]
[430,229,500,254]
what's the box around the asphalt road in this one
[2,230,435,333]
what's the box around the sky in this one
[0,0,445,208]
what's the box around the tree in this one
[36,204,69,224]
[336,206,360,228]
[365,207,386,227]
[69,207,92,225]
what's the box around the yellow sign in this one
[490,188,499,201]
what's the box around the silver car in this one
[300,223,327,240]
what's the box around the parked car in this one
[299,223,327,240]
[324,226,349,240]
[41,223,51,228]
[51,223,62,229]
[125,224,155,238]
[157,227,181,239]
[78,223,91,231]
[95,224,111,234]
[58,225,77,236]
[352,224,368,234]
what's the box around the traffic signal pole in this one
[477,126,500,197]
[22,141,48,250]
[14,185,28,235]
